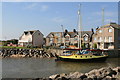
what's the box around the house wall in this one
[32,30,44,47]
[46,38,50,46]
[18,32,32,46]
[93,27,115,49]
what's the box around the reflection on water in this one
[2,58,119,78]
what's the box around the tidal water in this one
[2,58,120,78]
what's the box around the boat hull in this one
[56,56,108,62]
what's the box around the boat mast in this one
[78,4,82,49]
[102,8,104,49]
[102,8,104,26]
[61,25,65,47]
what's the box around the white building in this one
[18,30,44,47]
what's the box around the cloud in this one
[24,3,49,12]
[40,5,49,11]
[52,17,65,23]
[25,3,37,9]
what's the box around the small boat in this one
[55,49,108,62]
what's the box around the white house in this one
[18,30,44,47]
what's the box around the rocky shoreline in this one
[2,67,120,80]
[0,48,58,58]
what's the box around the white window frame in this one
[108,36,112,42]
[108,28,112,32]
[84,36,88,41]
[94,37,97,41]
[99,30,102,33]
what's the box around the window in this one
[74,36,78,41]
[104,37,107,42]
[99,30,102,33]
[84,36,88,41]
[94,37,97,41]
[65,37,69,41]
[108,28,112,32]
[50,38,53,41]
[28,38,32,42]
[55,33,60,37]
[38,33,40,35]
[98,37,102,42]
[58,38,61,42]
[108,36,112,42]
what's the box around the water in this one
[2,58,120,78]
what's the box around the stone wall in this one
[0,48,58,58]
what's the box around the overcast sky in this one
[2,2,118,40]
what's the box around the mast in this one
[61,25,65,47]
[102,8,104,26]
[102,8,104,49]
[77,4,82,49]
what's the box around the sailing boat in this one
[55,4,108,62]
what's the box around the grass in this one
[0,46,28,49]
[0,46,43,50]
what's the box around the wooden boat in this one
[55,49,108,62]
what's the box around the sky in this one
[2,2,118,40]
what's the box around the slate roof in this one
[46,31,93,38]
[99,22,120,29]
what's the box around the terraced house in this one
[92,22,120,49]
[46,29,94,48]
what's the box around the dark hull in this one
[56,56,108,62]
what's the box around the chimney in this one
[73,29,77,33]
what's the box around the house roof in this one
[19,30,44,40]
[100,22,120,29]
[46,32,62,38]
[46,31,93,38]
[24,30,38,35]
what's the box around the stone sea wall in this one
[2,67,120,80]
[0,48,59,58]
[0,48,119,58]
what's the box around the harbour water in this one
[2,58,120,78]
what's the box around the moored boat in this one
[55,49,108,62]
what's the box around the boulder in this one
[79,74,87,79]
[68,72,83,78]
[57,77,69,80]
[49,74,60,79]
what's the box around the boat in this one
[55,5,108,62]
[55,49,108,62]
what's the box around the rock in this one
[79,74,87,79]
[57,77,69,80]
[49,74,60,79]
[68,72,83,78]
[60,73,67,77]
[85,78,93,80]
[113,67,120,73]
[106,69,117,77]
